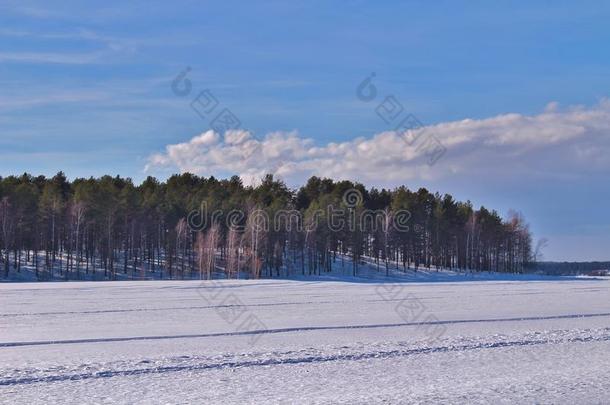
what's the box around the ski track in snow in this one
[1,327,610,386]
[1,312,610,348]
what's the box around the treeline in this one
[534,262,610,276]
[0,172,533,280]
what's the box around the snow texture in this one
[1,275,609,404]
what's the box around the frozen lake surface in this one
[1,277,609,404]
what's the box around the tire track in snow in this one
[2,329,610,386]
[2,312,610,348]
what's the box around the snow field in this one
[1,277,609,404]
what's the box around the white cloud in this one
[0,91,109,110]
[0,51,105,65]
[145,99,610,186]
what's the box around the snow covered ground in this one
[1,276,609,404]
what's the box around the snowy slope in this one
[1,251,590,283]
[1,278,609,404]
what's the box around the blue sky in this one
[1,0,610,261]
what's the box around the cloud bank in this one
[146,100,610,187]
